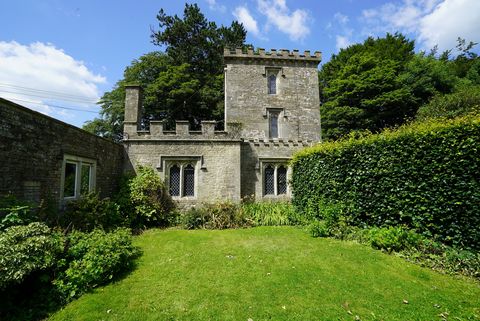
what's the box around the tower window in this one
[268,110,280,139]
[268,74,277,94]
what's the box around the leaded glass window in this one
[268,74,277,94]
[169,165,180,196]
[264,165,275,195]
[183,164,195,197]
[277,165,287,194]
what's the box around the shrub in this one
[292,116,480,249]
[308,220,330,238]
[54,228,139,300]
[241,201,303,226]
[116,166,175,228]
[416,85,480,121]
[0,195,38,231]
[181,201,250,229]
[368,226,422,252]
[60,192,122,231]
[0,222,62,289]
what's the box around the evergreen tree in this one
[84,4,246,141]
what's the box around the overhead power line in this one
[0,83,100,102]
[5,97,100,114]
[0,89,98,104]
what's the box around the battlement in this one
[224,47,321,63]
[123,120,241,141]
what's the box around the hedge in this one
[291,116,480,250]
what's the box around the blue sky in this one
[0,0,479,127]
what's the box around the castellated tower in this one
[224,48,321,142]
[123,48,322,206]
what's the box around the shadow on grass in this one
[0,250,143,321]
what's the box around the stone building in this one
[123,48,321,206]
[0,97,123,205]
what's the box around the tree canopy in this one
[319,33,462,140]
[84,4,246,141]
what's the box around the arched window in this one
[268,74,276,94]
[169,165,180,196]
[277,165,287,195]
[264,165,275,195]
[183,164,195,196]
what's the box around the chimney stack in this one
[123,85,143,137]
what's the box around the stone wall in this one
[124,139,241,207]
[241,139,314,201]
[0,98,124,205]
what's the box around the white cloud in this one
[0,41,105,121]
[361,0,480,53]
[334,12,349,25]
[419,0,480,52]
[205,0,226,13]
[329,12,353,51]
[336,35,351,51]
[257,0,311,41]
[233,6,260,37]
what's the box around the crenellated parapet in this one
[124,119,240,141]
[224,47,321,63]
[122,85,241,141]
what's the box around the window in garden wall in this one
[61,155,96,200]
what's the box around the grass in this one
[49,227,480,321]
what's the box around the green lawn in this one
[49,227,480,321]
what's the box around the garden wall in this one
[0,98,124,205]
[291,117,480,249]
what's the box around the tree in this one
[319,33,458,140]
[84,4,246,141]
[83,52,171,141]
[152,3,246,75]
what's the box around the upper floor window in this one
[168,162,196,198]
[62,155,96,200]
[268,110,280,139]
[268,74,277,94]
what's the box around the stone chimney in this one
[123,85,143,137]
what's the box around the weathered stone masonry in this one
[124,48,322,205]
[0,98,124,204]
[0,47,321,207]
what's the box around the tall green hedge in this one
[291,116,480,249]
